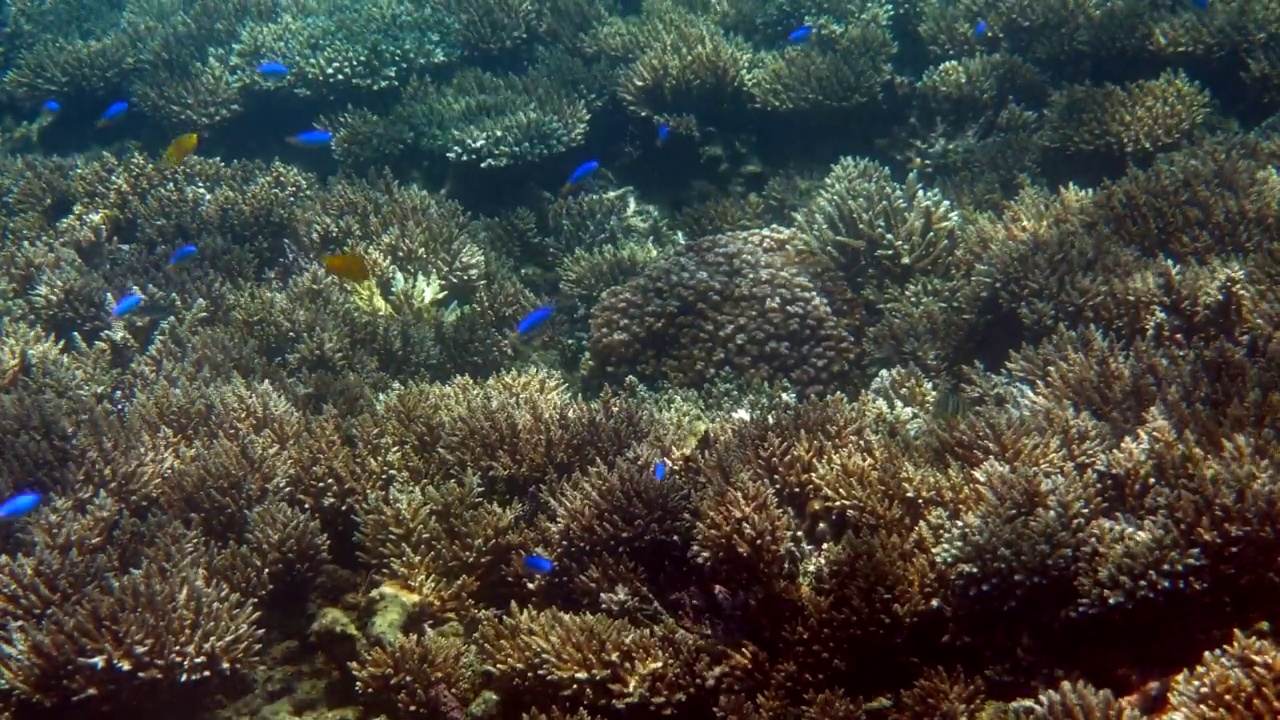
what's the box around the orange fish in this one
[164,133,199,165]
[321,253,371,282]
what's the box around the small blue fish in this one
[1188,0,1207,9]
[111,292,143,318]
[657,122,671,145]
[97,100,129,127]
[564,160,600,188]
[169,244,197,266]
[41,99,60,114]
[0,491,41,519]
[287,129,333,147]
[516,305,554,336]
[523,554,554,575]
[257,61,289,79]
[654,459,667,481]
[788,25,813,43]
[974,18,988,36]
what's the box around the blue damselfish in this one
[0,491,41,519]
[111,292,143,318]
[287,129,333,147]
[523,554,554,575]
[516,305,554,336]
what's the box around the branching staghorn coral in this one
[908,55,1049,206]
[545,455,698,615]
[916,0,1175,72]
[2,0,1280,716]
[792,156,989,373]
[557,239,662,311]
[131,50,243,132]
[794,156,962,288]
[427,0,544,57]
[924,304,1280,684]
[544,188,667,262]
[0,496,264,713]
[0,318,116,507]
[916,53,1050,125]
[303,172,486,296]
[349,368,680,621]
[476,605,755,715]
[1045,69,1214,161]
[610,4,755,124]
[229,0,452,96]
[1165,630,1280,717]
[1,19,148,103]
[748,12,896,112]
[421,0,615,60]
[0,151,316,354]
[892,667,987,719]
[351,628,481,719]
[1150,0,1280,106]
[976,133,1280,343]
[325,107,415,174]
[1010,679,1142,719]
[4,0,278,131]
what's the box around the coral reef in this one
[1,0,1280,714]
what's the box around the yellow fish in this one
[321,253,371,282]
[164,133,199,165]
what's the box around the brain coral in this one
[586,226,859,395]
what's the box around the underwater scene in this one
[0,0,1279,716]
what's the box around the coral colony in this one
[0,0,1278,717]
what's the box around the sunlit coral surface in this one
[0,0,1279,717]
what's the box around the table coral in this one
[230,0,452,96]
[394,66,592,169]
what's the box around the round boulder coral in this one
[586,226,859,395]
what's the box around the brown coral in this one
[350,629,480,719]
[0,497,264,713]
[1011,679,1142,719]
[748,13,895,112]
[587,226,859,395]
[1165,630,1280,718]
[1046,70,1213,161]
[476,605,755,715]
[614,10,754,123]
